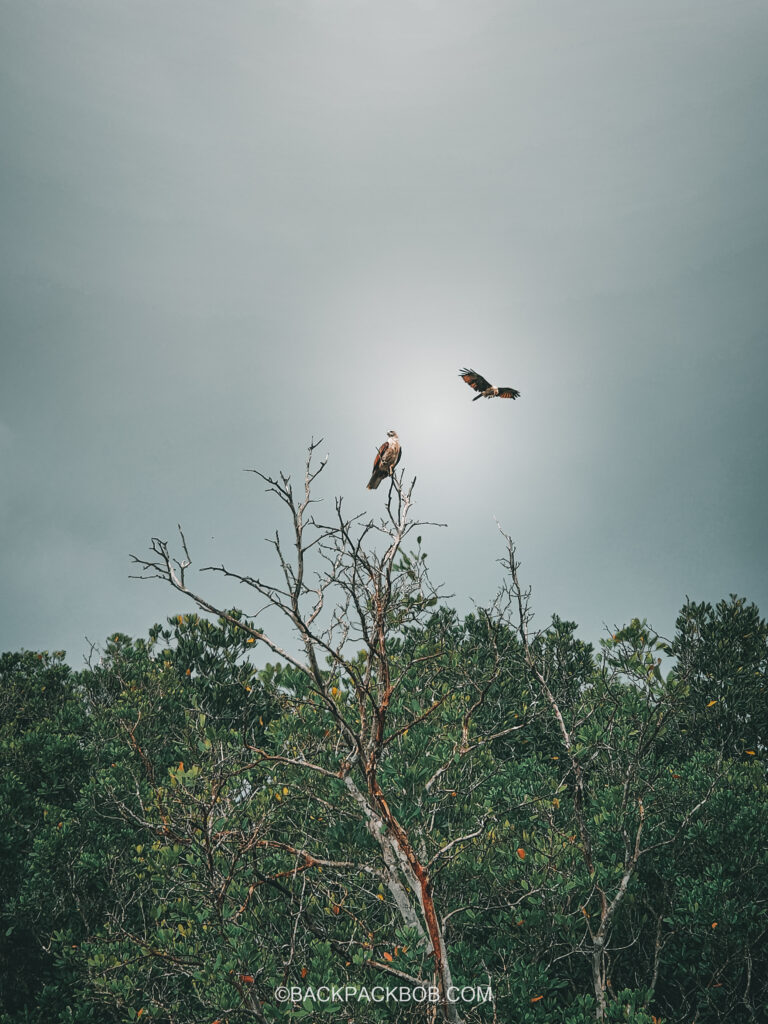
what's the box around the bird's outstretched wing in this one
[459,368,492,394]
[459,367,521,401]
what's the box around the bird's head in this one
[387,429,398,438]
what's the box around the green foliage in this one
[1,593,766,1023]
[0,650,123,1024]
[668,596,768,756]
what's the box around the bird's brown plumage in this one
[367,430,401,490]
[459,367,521,401]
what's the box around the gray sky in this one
[2,0,767,664]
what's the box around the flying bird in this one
[367,430,401,490]
[459,368,521,401]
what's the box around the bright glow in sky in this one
[1,0,767,662]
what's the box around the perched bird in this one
[459,367,521,401]
[367,430,401,490]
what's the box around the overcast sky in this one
[2,0,767,665]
